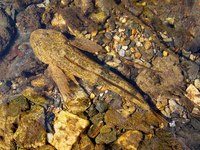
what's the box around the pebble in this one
[95,101,108,113]
[144,41,151,50]
[194,79,200,89]
[105,45,110,52]
[169,120,176,127]
[163,50,169,57]
[113,35,120,41]
[122,40,131,46]
[119,49,125,57]
[115,44,121,51]
[185,84,200,106]
[164,106,171,118]
[134,52,142,59]
[122,45,128,50]
[131,28,136,35]
[125,50,132,57]
[90,93,95,99]
[104,32,113,40]
[88,121,104,138]
[119,28,125,32]
[125,28,131,36]
[189,54,196,61]
[116,130,143,150]
[95,129,117,144]
[192,107,200,115]
[136,41,142,47]
[85,34,91,39]
[121,17,127,23]
[168,99,183,115]
[182,49,191,58]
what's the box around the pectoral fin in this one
[48,64,76,103]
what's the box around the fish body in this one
[30,29,167,124]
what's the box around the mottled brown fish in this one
[30,29,168,125]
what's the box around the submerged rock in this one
[185,84,200,106]
[136,54,184,99]
[16,4,43,33]
[95,126,117,144]
[116,130,143,150]
[14,106,46,148]
[49,110,89,150]
[0,9,14,55]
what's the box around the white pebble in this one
[119,49,125,57]
[169,120,176,127]
[122,45,128,50]
[136,41,142,47]
[113,35,120,41]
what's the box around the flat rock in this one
[14,106,46,148]
[185,84,200,106]
[0,9,14,55]
[49,110,89,150]
[116,130,143,150]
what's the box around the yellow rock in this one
[51,13,66,28]
[50,110,89,150]
[116,130,143,150]
[144,41,152,50]
[185,84,200,106]
[90,93,95,99]
[22,87,47,106]
[135,52,142,59]
[163,50,169,57]
[31,76,46,88]
[90,11,108,23]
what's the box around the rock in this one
[190,118,200,131]
[95,101,108,113]
[116,130,143,150]
[88,121,104,138]
[74,0,94,15]
[95,127,117,144]
[90,113,104,125]
[144,41,151,50]
[95,144,105,150]
[65,85,91,114]
[0,80,12,95]
[22,87,47,106]
[162,50,169,57]
[16,5,43,33]
[31,75,47,88]
[136,54,184,99]
[51,7,97,35]
[0,9,14,55]
[87,104,98,117]
[192,107,200,115]
[104,32,113,40]
[134,52,142,59]
[119,49,125,57]
[49,110,89,150]
[182,61,199,80]
[194,79,200,89]
[140,129,183,149]
[90,11,108,24]
[14,0,43,11]
[185,84,200,106]
[6,95,29,117]
[168,99,184,115]
[14,106,46,148]
[0,95,31,149]
[122,45,128,50]
[79,135,95,150]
